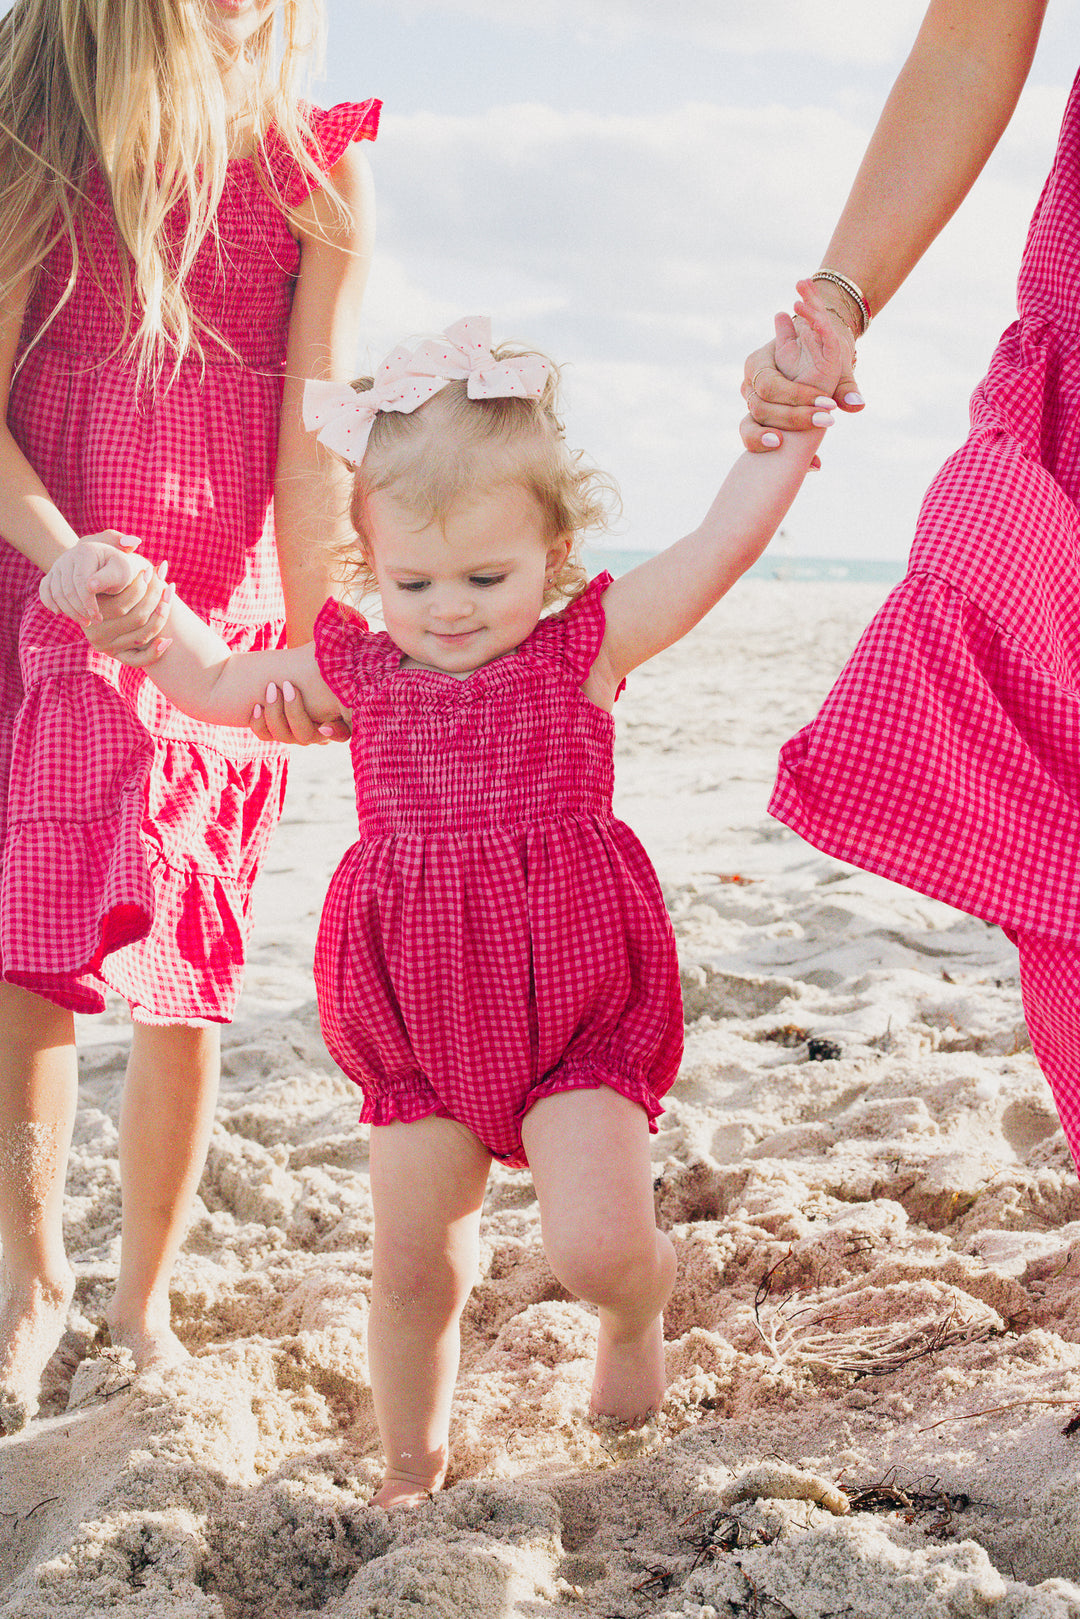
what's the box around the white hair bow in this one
[302,316,551,467]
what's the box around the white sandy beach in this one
[2,579,1080,1618]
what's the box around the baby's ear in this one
[545,534,571,578]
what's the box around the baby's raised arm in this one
[584,281,842,705]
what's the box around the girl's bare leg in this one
[0,983,78,1431]
[107,1023,220,1368]
[368,1117,490,1508]
[522,1087,675,1425]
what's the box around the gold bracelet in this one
[811,269,872,336]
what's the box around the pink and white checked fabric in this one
[312,576,684,1167]
[770,67,1080,1169]
[0,100,380,1022]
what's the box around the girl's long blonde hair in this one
[0,0,338,382]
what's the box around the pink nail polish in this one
[845,392,865,406]
[812,411,834,427]
[283,680,296,701]
[762,433,781,448]
[266,683,277,703]
[253,704,263,720]
[814,397,836,409]
[318,724,335,736]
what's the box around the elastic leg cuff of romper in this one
[359,1083,448,1132]
[521,1058,666,1131]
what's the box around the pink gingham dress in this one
[0,100,380,1022]
[770,68,1080,1168]
[312,575,683,1167]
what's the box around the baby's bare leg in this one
[0,984,78,1432]
[368,1117,490,1508]
[523,1087,675,1425]
[107,1024,219,1369]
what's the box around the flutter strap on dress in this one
[529,573,623,691]
[263,99,381,209]
[313,597,403,709]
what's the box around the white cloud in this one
[374,1,928,65]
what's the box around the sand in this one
[3,579,1080,1618]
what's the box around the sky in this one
[310,2,1076,561]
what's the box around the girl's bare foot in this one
[0,1270,75,1434]
[103,1306,189,1373]
[590,1311,666,1427]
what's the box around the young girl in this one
[0,0,378,1431]
[64,292,841,1505]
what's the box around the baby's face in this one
[366,483,567,677]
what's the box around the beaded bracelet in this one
[810,269,872,336]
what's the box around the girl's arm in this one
[275,145,376,645]
[742,0,1049,444]
[586,283,838,703]
[0,269,169,647]
[124,593,343,730]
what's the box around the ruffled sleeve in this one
[313,598,396,707]
[528,572,624,696]
[262,100,381,210]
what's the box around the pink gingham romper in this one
[0,100,380,1023]
[312,575,684,1167]
[770,67,1080,1170]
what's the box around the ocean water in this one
[583,546,905,586]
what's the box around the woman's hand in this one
[250,680,351,745]
[740,303,862,452]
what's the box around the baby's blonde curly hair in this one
[339,345,619,605]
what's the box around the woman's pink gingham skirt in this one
[771,66,1080,1171]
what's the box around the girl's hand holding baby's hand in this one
[250,681,351,745]
[85,557,174,664]
[39,534,175,664]
[38,532,147,624]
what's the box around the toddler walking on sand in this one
[46,292,841,1504]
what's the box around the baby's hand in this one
[773,278,845,399]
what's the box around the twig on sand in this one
[0,1495,60,1534]
[846,1477,970,1539]
[916,1395,1080,1434]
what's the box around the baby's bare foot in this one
[0,1271,75,1434]
[371,1475,436,1510]
[103,1308,189,1373]
[590,1313,666,1427]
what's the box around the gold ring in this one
[750,368,770,396]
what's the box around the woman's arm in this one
[275,145,375,645]
[742,0,1050,447]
